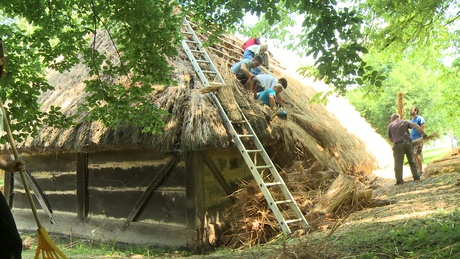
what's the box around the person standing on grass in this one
[410,107,426,174]
[387,113,427,185]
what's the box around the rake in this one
[0,99,67,259]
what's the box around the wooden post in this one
[76,153,89,220]
[185,151,204,247]
[397,92,405,119]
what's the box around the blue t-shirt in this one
[410,115,425,140]
[258,88,276,107]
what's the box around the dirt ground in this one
[343,166,460,231]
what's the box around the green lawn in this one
[423,146,453,165]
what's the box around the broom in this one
[0,99,67,259]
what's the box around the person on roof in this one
[241,37,272,73]
[242,44,269,75]
[253,74,287,105]
[241,37,262,50]
[258,84,284,110]
[257,84,287,119]
[231,56,263,91]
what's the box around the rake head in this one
[34,228,67,259]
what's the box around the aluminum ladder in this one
[180,18,309,235]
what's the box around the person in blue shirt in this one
[258,84,283,109]
[257,84,287,119]
[410,107,426,173]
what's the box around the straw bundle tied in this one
[412,132,440,146]
[220,179,279,249]
[315,173,356,213]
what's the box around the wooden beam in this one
[397,92,405,119]
[76,153,89,220]
[185,151,204,246]
[122,156,179,230]
[200,152,234,198]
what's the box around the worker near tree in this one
[387,113,427,185]
[410,107,426,174]
[231,55,263,91]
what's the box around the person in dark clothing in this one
[0,110,25,259]
[387,113,427,185]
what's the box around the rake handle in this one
[0,98,42,229]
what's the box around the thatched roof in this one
[11,27,378,174]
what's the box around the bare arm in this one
[240,62,254,81]
[269,94,276,110]
[0,158,23,172]
[276,94,285,106]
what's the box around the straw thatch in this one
[425,148,460,176]
[12,28,376,177]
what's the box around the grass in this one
[423,146,453,165]
[402,146,452,168]
[21,236,194,258]
[322,208,460,258]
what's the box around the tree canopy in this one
[0,0,459,142]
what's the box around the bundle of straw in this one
[412,132,440,146]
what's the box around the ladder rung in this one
[247,149,262,153]
[256,165,272,170]
[197,59,210,63]
[185,40,199,44]
[203,70,217,74]
[209,82,224,86]
[284,218,304,225]
[191,50,204,53]
[275,199,292,205]
[264,182,282,186]
[181,31,193,35]
[237,134,254,138]
[230,120,245,124]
